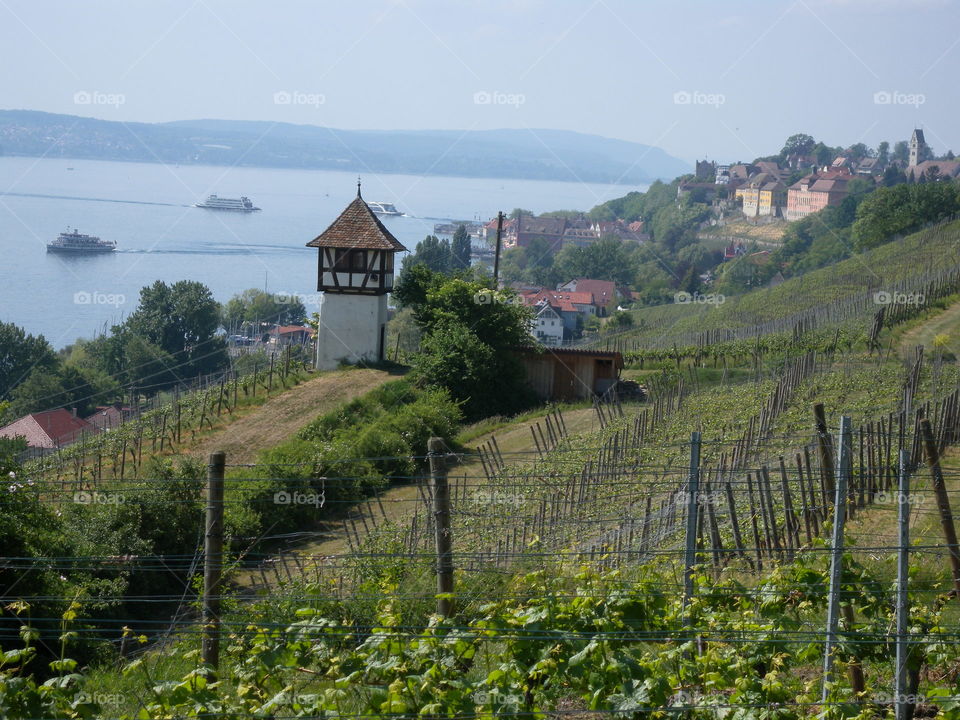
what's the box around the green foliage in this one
[780,132,815,158]
[122,280,229,379]
[397,269,537,419]
[552,236,638,285]
[414,319,532,419]
[7,365,113,418]
[0,322,57,402]
[451,224,471,270]
[250,379,462,536]
[222,288,306,330]
[852,180,960,250]
[398,234,453,279]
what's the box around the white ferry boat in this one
[366,201,402,217]
[47,228,116,254]
[194,195,261,212]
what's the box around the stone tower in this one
[909,128,926,167]
[306,185,407,370]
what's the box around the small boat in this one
[366,200,402,217]
[47,228,116,253]
[194,194,261,212]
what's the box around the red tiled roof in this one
[0,409,97,449]
[566,279,617,307]
[523,289,597,313]
[271,325,314,336]
[306,195,407,251]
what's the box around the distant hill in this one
[0,110,689,184]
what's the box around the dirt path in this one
[898,300,960,361]
[187,368,394,464]
[235,405,606,589]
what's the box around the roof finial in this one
[357,176,362,198]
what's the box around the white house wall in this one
[316,293,387,370]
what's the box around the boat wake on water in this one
[0,191,186,207]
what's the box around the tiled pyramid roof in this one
[306,195,407,251]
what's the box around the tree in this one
[876,141,890,167]
[401,269,535,420]
[892,140,909,166]
[6,365,111,418]
[0,322,57,402]
[780,133,816,159]
[852,181,960,249]
[552,237,638,285]
[847,143,873,162]
[223,289,306,331]
[883,165,907,187]
[451,224,472,269]
[123,280,228,381]
[397,235,452,288]
[508,208,534,220]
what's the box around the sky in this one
[2,0,958,164]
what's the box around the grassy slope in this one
[184,368,395,464]
[622,219,960,344]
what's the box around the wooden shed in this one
[514,347,624,402]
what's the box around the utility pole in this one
[202,451,225,672]
[492,211,504,285]
[428,437,454,617]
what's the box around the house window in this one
[352,250,368,271]
[332,249,368,271]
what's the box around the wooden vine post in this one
[202,451,225,672]
[920,418,960,597]
[428,437,454,618]
[822,416,851,704]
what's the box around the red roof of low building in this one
[564,279,617,308]
[523,289,597,313]
[271,325,315,336]
[0,409,97,449]
[306,194,407,251]
[84,404,136,431]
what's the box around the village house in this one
[906,160,960,181]
[530,302,564,346]
[0,408,98,452]
[785,169,851,221]
[735,173,786,218]
[84,403,137,431]
[556,278,620,317]
[268,324,316,347]
[521,289,599,342]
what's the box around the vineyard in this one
[587,218,960,353]
[4,223,960,718]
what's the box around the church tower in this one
[306,184,407,370]
[909,128,926,167]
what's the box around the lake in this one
[0,157,641,347]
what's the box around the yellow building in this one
[736,174,786,218]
